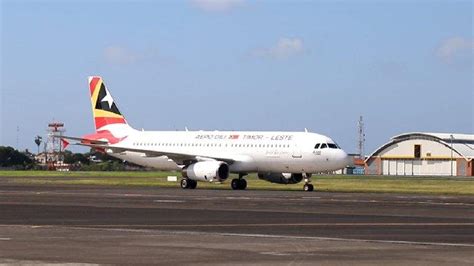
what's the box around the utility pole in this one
[357,116,365,159]
[450,134,454,176]
[16,126,20,149]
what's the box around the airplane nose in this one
[338,149,350,168]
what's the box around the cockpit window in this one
[328,143,338,149]
[320,143,328,149]
[314,143,320,149]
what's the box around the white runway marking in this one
[1,190,473,206]
[215,232,474,248]
[260,251,291,256]
[62,226,474,248]
[225,197,251,200]
[58,222,474,227]
[298,198,474,206]
[1,225,473,247]
[153,200,185,203]
[0,238,11,241]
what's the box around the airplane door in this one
[292,146,302,158]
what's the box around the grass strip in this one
[0,171,473,195]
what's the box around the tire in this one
[303,184,314,192]
[231,179,240,190]
[180,179,189,189]
[238,179,247,190]
[189,180,197,189]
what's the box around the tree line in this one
[0,146,143,171]
[0,146,34,169]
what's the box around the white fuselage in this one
[108,130,349,174]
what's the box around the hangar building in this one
[365,132,474,176]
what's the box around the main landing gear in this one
[303,176,314,191]
[180,178,197,189]
[231,173,247,190]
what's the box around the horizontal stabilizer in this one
[54,135,109,145]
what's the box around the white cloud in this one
[252,38,305,59]
[436,37,473,63]
[103,46,139,65]
[191,0,245,13]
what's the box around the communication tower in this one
[45,121,66,166]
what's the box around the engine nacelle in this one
[183,161,229,182]
[257,173,304,184]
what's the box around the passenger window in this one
[320,143,328,149]
[314,143,320,149]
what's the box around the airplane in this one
[61,76,350,191]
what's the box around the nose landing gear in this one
[303,176,314,191]
[303,183,314,191]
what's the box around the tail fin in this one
[88,76,133,133]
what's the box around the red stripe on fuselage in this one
[95,117,126,130]
[82,130,127,145]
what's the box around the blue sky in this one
[1,0,473,154]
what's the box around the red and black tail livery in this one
[88,76,131,131]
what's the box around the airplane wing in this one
[63,137,236,165]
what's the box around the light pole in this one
[450,134,454,176]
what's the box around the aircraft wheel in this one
[189,179,197,189]
[238,179,247,190]
[303,184,314,192]
[231,179,240,190]
[181,178,190,189]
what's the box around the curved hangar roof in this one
[366,132,474,163]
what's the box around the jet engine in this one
[257,173,304,184]
[183,161,229,182]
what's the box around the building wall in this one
[366,138,471,176]
[380,159,456,176]
[379,139,455,159]
[469,161,474,176]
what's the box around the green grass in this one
[0,170,164,177]
[0,170,473,195]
